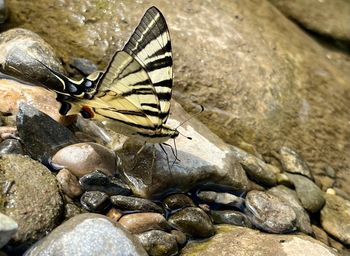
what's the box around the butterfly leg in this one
[159,143,173,175]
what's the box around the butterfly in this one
[39,6,179,143]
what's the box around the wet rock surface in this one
[197,191,244,209]
[111,195,163,213]
[210,210,252,228]
[119,213,171,234]
[136,230,178,256]
[162,194,195,211]
[0,139,23,155]
[278,147,313,179]
[0,213,17,248]
[80,191,110,213]
[56,168,82,198]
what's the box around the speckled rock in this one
[181,225,339,256]
[168,207,215,238]
[24,213,147,256]
[106,208,122,224]
[0,154,63,244]
[245,190,296,233]
[286,173,325,213]
[136,230,178,256]
[210,210,252,228]
[197,191,244,209]
[80,191,110,213]
[0,139,23,155]
[111,195,163,213]
[321,193,350,246]
[52,142,116,178]
[312,225,329,246]
[162,194,195,211]
[278,147,313,179]
[56,168,82,198]
[64,202,87,220]
[118,213,171,234]
[171,230,187,246]
[268,185,312,234]
[0,213,17,248]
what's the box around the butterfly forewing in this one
[123,6,173,124]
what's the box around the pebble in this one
[52,142,116,177]
[312,225,329,246]
[197,191,244,209]
[245,190,296,233]
[0,126,17,141]
[70,57,98,75]
[168,207,215,238]
[0,0,7,23]
[118,213,171,234]
[80,191,110,213]
[24,213,147,256]
[136,230,178,256]
[286,173,325,213]
[64,203,87,220]
[79,170,130,196]
[0,139,23,155]
[268,185,312,234]
[162,194,195,211]
[0,213,18,248]
[16,103,78,165]
[170,230,187,246]
[210,210,252,228]
[278,147,313,179]
[56,168,82,198]
[110,195,163,213]
[106,208,123,224]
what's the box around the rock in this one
[106,208,123,224]
[278,147,313,179]
[80,191,110,213]
[52,142,116,177]
[70,57,98,75]
[168,207,215,238]
[118,102,249,198]
[269,0,350,41]
[24,213,147,256]
[136,230,178,256]
[268,185,312,234]
[79,170,130,196]
[118,213,171,234]
[181,225,339,256]
[16,103,78,165]
[231,146,277,186]
[162,194,195,211]
[0,139,23,155]
[312,225,329,246]
[56,168,82,198]
[0,213,17,248]
[170,230,187,246]
[0,154,63,244]
[0,126,16,141]
[0,0,7,23]
[197,191,244,209]
[321,193,350,246]
[210,210,252,228]
[286,173,325,213]
[245,190,296,233]
[111,195,163,213]
[64,202,87,220]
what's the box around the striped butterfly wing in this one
[123,6,173,124]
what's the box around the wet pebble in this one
[278,147,313,179]
[52,142,116,177]
[111,195,163,213]
[0,213,18,248]
[210,210,252,228]
[64,202,87,220]
[106,208,123,224]
[197,191,244,209]
[286,173,325,213]
[0,126,17,141]
[56,168,82,198]
[168,207,215,238]
[0,139,23,155]
[80,191,110,213]
[312,225,329,246]
[268,185,312,234]
[245,190,296,233]
[136,230,178,256]
[24,213,147,256]
[118,213,171,234]
[70,57,98,75]
[79,170,130,196]
[162,194,195,211]
[171,230,187,246]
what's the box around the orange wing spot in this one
[81,105,95,118]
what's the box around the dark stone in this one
[162,194,195,211]
[210,210,252,228]
[79,170,130,196]
[80,191,110,213]
[70,57,98,76]
[16,103,78,165]
[136,230,178,256]
[110,195,163,213]
[0,0,7,23]
[0,139,23,155]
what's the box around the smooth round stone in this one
[162,194,195,211]
[278,147,312,179]
[106,208,123,224]
[24,213,147,256]
[118,213,171,234]
[110,195,163,213]
[79,170,130,196]
[0,213,18,248]
[80,191,110,213]
[170,230,187,246]
[286,173,325,213]
[136,230,178,256]
[52,142,116,178]
[56,168,82,198]
[168,207,215,238]
[197,191,244,209]
[245,190,296,233]
[0,139,23,155]
[70,57,98,75]
[210,210,252,228]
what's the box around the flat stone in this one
[162,194,195,211]
[110,195,163,213]
[24,213,147,256]
[245,190,296,233]
[0,213,18,248]
[168,207,215,238]
[80,191,110,213]
[56,168,82,198]
[210,210,252,228]
[0,139,23,155]
[278,147,313,179]
[118,213,171,234]
[136,230,178,256]
[197,191,244,209]
[312,225,329,246]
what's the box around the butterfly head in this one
[161,125,179,140]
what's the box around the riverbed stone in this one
[118,213,171,234]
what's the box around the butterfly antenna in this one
[175,104,204,130]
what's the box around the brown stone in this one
[118,213,171,234]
